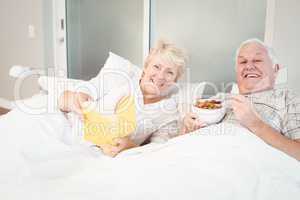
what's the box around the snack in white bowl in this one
[192,99,226,125]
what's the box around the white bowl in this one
[192,101,226,125]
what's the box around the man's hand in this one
[229,95,263,131]
[58,91,92,117]
[181,112,207,134]
[99,137,137,157]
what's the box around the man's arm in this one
[230,95,300,161]
[251,120,300,161]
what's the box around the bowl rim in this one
[192,104,225,114]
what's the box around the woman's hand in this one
[181,112,207,134]
[58,91,92,117]
[229,95,262,132]
[99,137,137,157]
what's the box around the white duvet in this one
[0,95,300,200]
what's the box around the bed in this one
[1,89,300,200]
[2,53,299,199]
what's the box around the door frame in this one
[52,0,68,78]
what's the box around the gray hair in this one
[235,38,279,68]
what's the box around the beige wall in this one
[1,0,299,104]
[0,0,45,102]
[151,0,267,86]
[272,0,300,94]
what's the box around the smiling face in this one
[236,43,279,94]
[140,54,178,100]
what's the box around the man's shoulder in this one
[268,86,300,109]
[259,86,298,100]
[247,87,293,110]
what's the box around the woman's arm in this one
[149,112,208,143]
[58,91,92,114]
[180,113,207,135]
[99,137,138,157]
[149,120,180,143]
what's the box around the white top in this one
[63,73,180,147]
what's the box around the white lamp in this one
[9,65,32,78]
[9,65,46,78]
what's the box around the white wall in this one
[0,0,45,103]
[272,0,300,94]
[151,0,266,88]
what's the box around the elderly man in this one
[182,38,300,161]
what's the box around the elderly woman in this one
[58,40,187,157]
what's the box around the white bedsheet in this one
[0,95,300,200]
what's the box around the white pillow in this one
[85,52,141,99]
[38,77,84,94]
[38,52,141,110]
[39,52,141,93]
